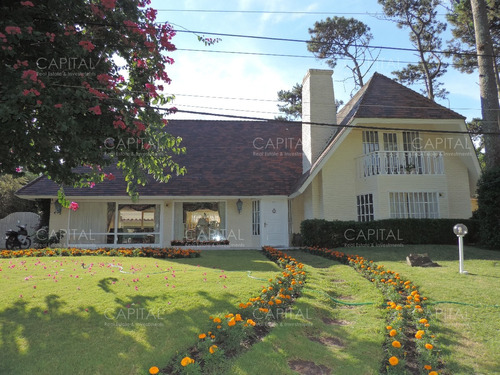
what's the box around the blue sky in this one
[151,0,482,122]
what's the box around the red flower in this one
[69,202,79,211]
[22,69,38,82]
[79,40,95,52]
[21,1,34,6]
[88,105,102,115]
[101,0,116,9]
[5,26,22,35]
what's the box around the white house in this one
[17,69,481,248]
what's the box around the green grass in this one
[0,251,280,375]
[227,250,386,375]
[337,245,500,375]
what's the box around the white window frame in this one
[252,200,260,236]
[389,192,440,219]
[357,194,374,222]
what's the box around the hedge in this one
[300,218,479,247]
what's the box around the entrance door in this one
[260,198,288,247]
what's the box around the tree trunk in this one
[471,0,500,169]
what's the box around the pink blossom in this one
[21,1,34,6]
[88,105,101,115]
[16,167,23,173]
[22,89,30,96]
[101,0,116,10]
[88,182,95,188]
[133,98,145,107]
[113,119,126,129]
[22,69,38,82]
[79,40,95,52]
[54,104,62,108]
[5,26,22,35]
[69,202,79,211]
[133,121,146,131]
[105,173,115,181]
[145,8,157,21]
[26,26,33,34]
[46,32,55,42]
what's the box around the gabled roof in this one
[292,72,467,195]
[17,120,303,198]
[337,72,465,125]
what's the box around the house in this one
[16,69,481,248]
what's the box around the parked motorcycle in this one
[5,224,31,249]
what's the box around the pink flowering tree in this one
[0,0,185,202]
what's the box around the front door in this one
[260,198,288,247]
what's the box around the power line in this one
[30,17,499,60]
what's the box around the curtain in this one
[69,202,107,244]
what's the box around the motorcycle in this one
[5,224,31,249]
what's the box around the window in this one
[389,192,439,219]
[68,202,160,245]
[362,131,379,154]
[383,133,399,174]
[357,194,374,222]
[403,131,421,151]
[252,200,260,235]
[383,133,398,151]
[180,202,226,241]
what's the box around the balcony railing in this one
[356,151,444,178]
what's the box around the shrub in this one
[300,218,479,247]
[476,166,500,249]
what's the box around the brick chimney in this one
[302,69,337,172]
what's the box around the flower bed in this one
[160,246,307,374]
[302,247,441,375]
[0,247,201,259]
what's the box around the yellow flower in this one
[149,366,160,375]
[181,357,194,367]
[389,329,398,337]
[392,340,401,348]
[389,356,399,366]
[198,333,206,339]
[209,345,218,354]
[425,343,434,350]
[415,330,425,339]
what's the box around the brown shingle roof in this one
[17,120,303,197]
[337,72,465,124]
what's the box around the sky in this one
[150,0,482,122]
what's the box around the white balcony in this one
[356,151,444,178]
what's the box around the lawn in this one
[227,250,386,375]
[0,251,280,375]
[1,246,498,375]
[336,244,500,375]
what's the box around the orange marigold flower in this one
[419,318,428,324]
[429,372,438,375]
[181,357,194,367]
[216,325,221,329]
[392,340,401,348]
[389,329,398,337]
[228,318,236,327]
[225,313,234,318]
[209,345,218,354]
[424,365,432,370]
[386,326,393,330]
[247,319,256,326]
[198,333,206,339]
[389,356,399,366]
[213,317,221,323]
[425,343,434,350]
[235,314,242,322]
[239,303,248,309]
[149,366,160,375]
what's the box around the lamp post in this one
[236,199,243,214]
[453,223,468,275]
